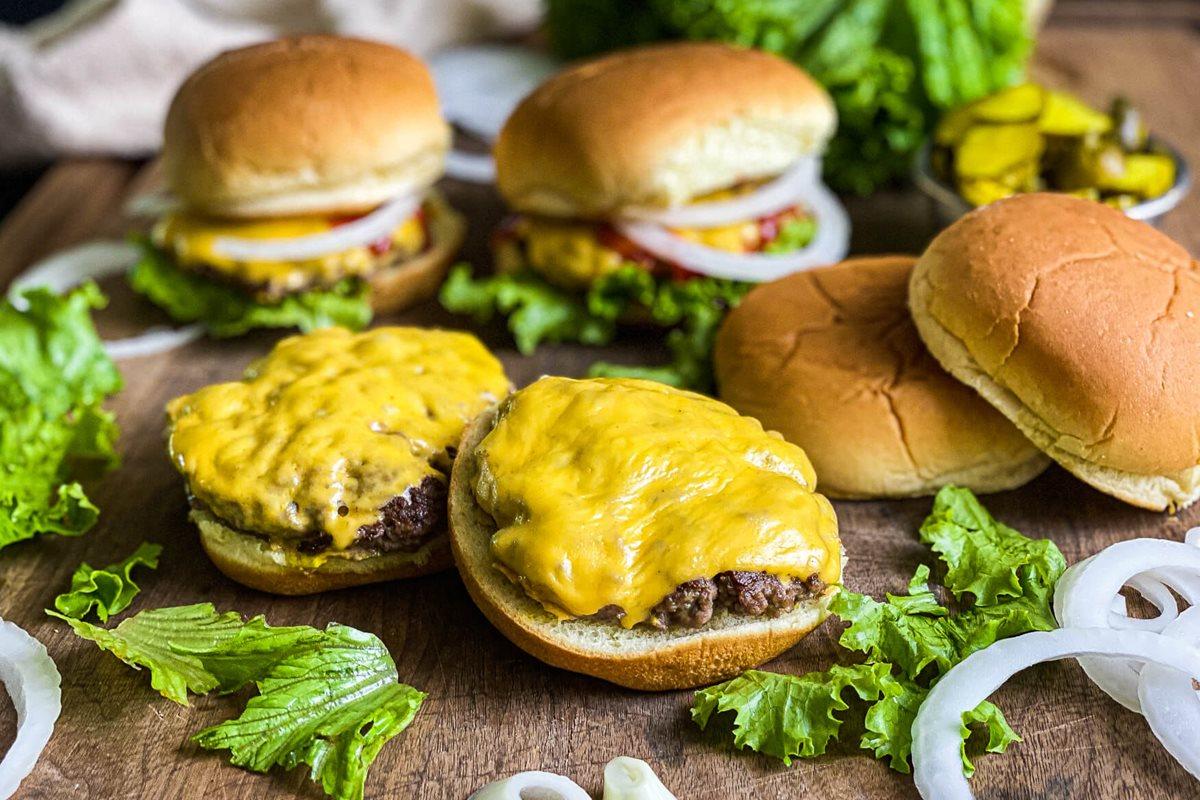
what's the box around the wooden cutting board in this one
[1,23,1198,800]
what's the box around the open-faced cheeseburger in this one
[449,377,843,690]
[167,327,509,594]
[132,36,465,337]
[441,43,848,387]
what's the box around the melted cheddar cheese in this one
[472,377,841,628]
[153,207,426,298]
[168,327,508,552]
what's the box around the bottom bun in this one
[909,272,1200,511]
[448,407,839,692]
[194,508,453,595]
[369,190,466,314]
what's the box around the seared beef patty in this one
[586,571,826,629]
[355,475,447,554]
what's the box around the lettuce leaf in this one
[54,603,424,800]
[128,238,371,338]
[693,487,1058,774]
[52,541,161,622]
[0,284,121,550]
[440,264,749,390]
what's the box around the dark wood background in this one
[0,17,1199,800]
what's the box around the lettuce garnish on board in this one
[0,283,122,549]
[129,237,372,337]
[54,603,424,800]
[694,486,1065,774]
[440,264,751,390]
[52,541,161,622]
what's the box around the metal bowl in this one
[913,136,1191,229]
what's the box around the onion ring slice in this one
[8,241,203,360]
[468,770,591,800]
[1139,607,1200,780]
[603,757,677,799]
[211,193,420,262]
[911,628,1200,800]
[445,150,497,184]
[614,180,849,283]
[0,619,61,800]
[619,159,820,229]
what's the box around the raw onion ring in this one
[911,628,1200,800]
[468,770,590,800]
[7,241,203,360]
[603,757,677,799]
[619,158,820,229]
[445,151,497,184]
[0,619,61,800]
[211,193,420,262]
[614,180,849,283]
[1139,607,1200,779]
[1055,539,1200,711]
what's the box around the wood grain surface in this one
[1,22,1199,800]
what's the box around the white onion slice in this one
[446,150,497,184]
[7,241,203,360]
[468,770,591,800]
[614,181,849,283]
[619,159,820,229]
[0,619,62,799]
[122,190,179,219]
[1139,607,1200,779]
[1055,539,1200,711]
[912,628,1200,800]
[211,193,420,262]
[603,757,677,800]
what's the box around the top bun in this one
[494,42,835,218]
[910,193,1200,511]
[715,256,1048,499]
[164,36,450,218]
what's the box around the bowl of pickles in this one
[917,82,1190,227]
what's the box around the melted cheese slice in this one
[473,377,841,628]
[168,327,508,551]
[153,208,426,296]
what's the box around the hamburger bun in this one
[715,256,1049,499]
[448,405,839,692]
[164,35,450,218]
[368,190,465,313]
[910,193,1200,511]
[494,42,835,218]
[193,509,452,595]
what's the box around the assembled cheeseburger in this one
[133,36,465,336]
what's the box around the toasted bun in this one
[164,36,449,218]
[715,256,1048,499]
[448,406,837,691]
[495,42,835,218]
[194,509,452,595]
[910,193,1200,511]
[369,190,466,314]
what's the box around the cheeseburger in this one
[442,43,848,386]
[133,36,465,336]
[449,377,843,690]
[167,326,509,594]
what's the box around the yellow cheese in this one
[472,377,841,628]
[167,327,508,551]
[153,207,426,297]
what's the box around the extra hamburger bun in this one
[910,193,1200,511]
[368,190,465,314]
[495,42,835,218]
[193,508,453,595]
[715,256,1049,499]
[164,35,450,218]
[448,405,839,692]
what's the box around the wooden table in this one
[1,20,1199,800]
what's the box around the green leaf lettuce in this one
[53,541,161,622]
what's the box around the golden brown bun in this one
[448,406,839,692]
[194,509,452,595]
[910,193,1200,511]
[495,42,835,218]
[369,190,465,314]
[715,256,1048,499]
[164,36,449,218]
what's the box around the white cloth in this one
[0,0,541,164]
